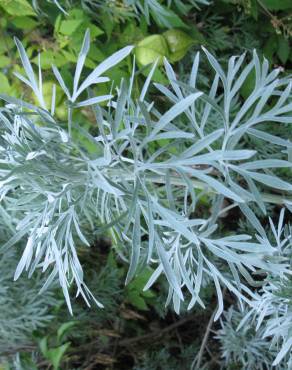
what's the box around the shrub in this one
[0,28,291,367]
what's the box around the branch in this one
[191,309,216,370]
[118,313,197,347]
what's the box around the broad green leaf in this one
[163,29,194,62]
[0,55,10,68]
[11,16,38,30]
[32,50,66,70]
[135,35,169,67]
[261,0,292,10]
[59,20,83,36]
[0,73,10,93]
[0,0,35,16]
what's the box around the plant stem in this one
[68,105,73,138]
[191,308,216,370]
[109,170,291,206]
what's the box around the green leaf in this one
[100,12,114,39]
[88,24,104,39]
[46,343,71,370]
[127,268,155,293]
[188,24,206,44]
[0,56,10,68]
[263,35,278,63]
[261,0,292,10]
[59,20,83,36]
[152,5,187,29]
[32,50,67,69]
[11,16,38,30]
[57,322,77,345]
[39,337,48,357]
[277,37,290,64]
[0,37,14,54]
[87,44,106,63]
[135,35,169,67]
[126,290,148,310]
[249,0,259,19]
[0,0,35,16]
[0,73,11,93]
[163,29,194,62]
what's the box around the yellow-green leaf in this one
[0,0,35,16]
[163,29,194,62]
[135,35,169,67]
[59,20,83,36]
[0,72,10,93]
[0,55,10,68]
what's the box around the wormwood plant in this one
[216,305,289,370]
[0,249,57,358]
[216,210,292,368]
[0,29,292,363]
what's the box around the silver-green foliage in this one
[216,305,291,370]
[0,168,57,360]
[0,250,57,358]
[252,280,292,368]
[217,209,292,368]
[251,210,292,367]
[0,31,291,332]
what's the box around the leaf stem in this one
[109,171,291,205]
[68,105,73,137]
